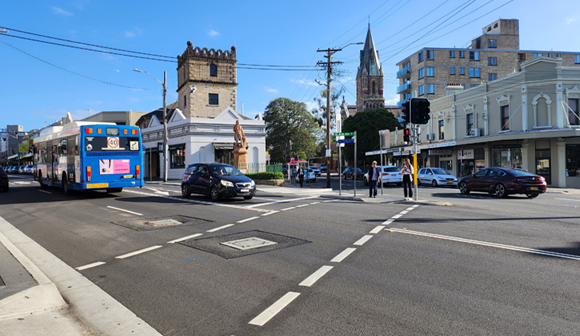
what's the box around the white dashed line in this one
[280,207,296,211]
[399,211,409,215]
[249,292,301,326]
[207,224,235,232]
[389,228,580,261]
[310,202,320,205]
[237,216,259,223]
[353,235,373,246]
[115,245,162,259]
[295,204,309,208]
[106,206,143,216]
[406,207,414,211]
[382,219,395,225]
[370,225,385,234]
[331,247,356,263]
[299,265,333,287]
[39,190,51,194]
[261,211,279,216]
[167,233,203,244]
[76,261,106,271]
[391,214,402,219]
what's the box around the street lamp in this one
[0,29,8,34]
[134,68,168,182]
[317,42,363,188]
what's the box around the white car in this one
[306,169,316,182]
[417,167,458,187]
[364,166,403,186]
[310,167,321,176]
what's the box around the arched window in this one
[210,64,217,77]
[372,81,376,95]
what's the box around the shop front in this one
[428,149,453,172]
[213,143,235,165]
[491,144,523,170]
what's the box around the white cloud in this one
[51,7,73,16]
[303,101,318,112]
[566,16,578,24]
[124,28,142,38]
[384,95,399,106]
[208,30,220,37]
[291,78,319,86]
[265,87,278,93]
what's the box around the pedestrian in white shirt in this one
[399,158,414,200]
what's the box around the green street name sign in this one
[334,132,354,136]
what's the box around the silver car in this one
[417,167,458,187]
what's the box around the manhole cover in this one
[112,215,213,231]
[145,219,182,227]
[179,230,310,259]
[221,237,277,250]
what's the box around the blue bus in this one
[34,122,145,194]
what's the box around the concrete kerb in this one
[0,216,162,336]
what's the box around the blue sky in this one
[1,0,579,132]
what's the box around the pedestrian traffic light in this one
[400,99,410,124]
[410,97,431,124]
[403,128,410,142]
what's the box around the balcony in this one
[396,67,410,78]
[396,82,411,94]
[397,100,408,108]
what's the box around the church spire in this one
[357,26,383,79]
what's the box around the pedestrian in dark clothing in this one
[366,161,381,197]
[297,166,305,188]
[399,158,414,200]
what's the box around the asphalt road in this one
[2,174,580,335]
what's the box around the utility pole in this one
[316,42,363,188]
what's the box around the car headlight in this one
[250,180,255,187]
[221,180,234,187]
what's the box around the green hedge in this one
[245,172,284,180]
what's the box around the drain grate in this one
[112,215,213,231]
[179,230,311,259]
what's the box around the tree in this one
[263,98,322,163]
[342,108,401,166]
[311,86,345,136]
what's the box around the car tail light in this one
[136,165,140,179]
[132,129,139,135]
[85,128,93,134]
[87,166,91,182]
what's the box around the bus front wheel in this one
[38,171,46,189]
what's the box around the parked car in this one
[23,165,34,174]
[0,167,8,192]
[181,163,256,201]
[310,166,321,177]
[319,164,327,173]
[8,166,17,174]
[306,168,316,182]
[458,167,547,198]
[364,166,403,186]
[17,165,26,174]
[343,167,364,180]
[417,167,458,187]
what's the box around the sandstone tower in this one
[177,41,238,118]
[356,26,385,112]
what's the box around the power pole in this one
[317,48,343,188]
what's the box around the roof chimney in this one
[445,83,464,96]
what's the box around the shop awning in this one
[213,143,234,150]
[7,154,17,160]
[20,153,33,159]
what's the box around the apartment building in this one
[396,19,580,107]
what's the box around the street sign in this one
[379,129,390,149]
[334,132,354,137]
[19,144,28,153]
[337,139,354,144]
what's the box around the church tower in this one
[356,26,385,112]
[177,41,238,118]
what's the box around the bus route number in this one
[108,137,119,149]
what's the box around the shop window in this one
[170,144,186,169]
[566,144,580,176]
[492,147,522,169]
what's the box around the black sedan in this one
[342,167,364,180]
[458,167,547,198]
[0,167,8,191]
[181,163,256,201]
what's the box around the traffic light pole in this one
[410,99,418,201]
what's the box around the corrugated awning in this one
[7,154,17,160]
[213,143,234,150]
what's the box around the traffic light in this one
[399,99,410,124]
[410,97,431,124]
[403,128,410,142]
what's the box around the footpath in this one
[1,180,578,335]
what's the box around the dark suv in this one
[181,163,256,201]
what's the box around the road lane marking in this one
[249,292,301,326]
[39,190,51,194]
[295,204,309,208]
[245,196,320,208]
[299,266,333,287]
[382,219,394,225]
[280,207,296,211]
[237,216,259,223]
[370,225,385,234]
[406,207,414,211]
[76,261,106,271]
[261,211,279,216]
[554,198,580,202]
[207,224,235,232]
[106,206,143,216]
[389,228,580,261]
[115,245,162,259]
[310,202,320,205]
[124,190,263,212]
[391,214,402,219]
[331,247,356,263]
[168,233,203,244]
[354,235,373,246]
[399,211,409,215]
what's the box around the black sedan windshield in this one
[211,165,243,176]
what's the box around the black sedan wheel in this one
[210,186,221,201]
[181,184,191,198]
[495,184,507,198]
[459,181,470,195]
